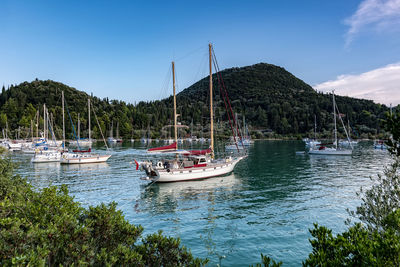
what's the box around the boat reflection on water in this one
[137,173,242,264]
[143,173,241,202]
[33,162,61,172]
[60,162,110,172]
[139,173,241,216]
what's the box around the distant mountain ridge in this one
[0,63,391,139]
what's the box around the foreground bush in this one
[303,112,400,266]
[0,158,207,266]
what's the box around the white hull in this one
[225,144,246,150]
[339,140,358,146]
[142,156,245,183]
[22,148,36,154]
[60,153,111,164]
[31,152,62,163]
[303,139,321,147]
[107,137,117,143]
[8,143,22,151]
[69,140,93,147]
[309,148,352,155]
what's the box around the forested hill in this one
[0,63,392,140]
[174,63,390,138]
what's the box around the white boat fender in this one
[157,161,163,168]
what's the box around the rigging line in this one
[91,101,109,150]
[175,45,206,62]
[212,48,244,151]
[192,52,209,87]
[213,58,238,152]
[159,66,172,100]
[335,103,353,149]
[47,113,57,147]
[211,48,240,135]
[64,100,81,150]
[215,60,244,150]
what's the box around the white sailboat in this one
[309,91,352,156]
[69,113,93,147]
[31,102,64,163]
[32,150,62,163]
[225,114,251,151]
[136,44,246,183]
[107,120,117,143]
[374,140,387,149]
[61,97,111,164]
[304,115,321,147]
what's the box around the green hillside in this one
[0,63,393,140]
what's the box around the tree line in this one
[0,63,394,141]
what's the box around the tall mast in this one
[43,104,46,140]
[243,115,246,139]
[314,114,317,140]
[62,91,65,149]
[209,43,214,159]
[88,98,91,142]
[333,91,337,150]
[31,120,33,143]
[36,110,39,140]
[77,113,80,140]
[172,61,178,147]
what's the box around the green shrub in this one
[0,157,207,266]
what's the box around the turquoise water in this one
[13,141,390,266]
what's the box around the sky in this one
[1,0,400,105]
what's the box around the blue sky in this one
[1,0,400,105]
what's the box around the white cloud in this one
[345,0,400,46]
[314,63,400,106]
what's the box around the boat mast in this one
[333,91,337,150]
[36,110,39,141]
[77,113,80,140]
[88,98,91,142]
[209,43,214,159]
[62,91,65,149]
[43,104,46,140]
[111,120,113,138]
[172,61,178,148]
[31,120,33,143]
[314,114,317,140]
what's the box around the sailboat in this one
[225,114,252,150]
[107,120,117,143]
[115,121,123,143]
[69,111,93,147]
[309,91,352,156]
[339,119,358,146]
[135,44,246,183]
[31,98,65,163]
[61,96,111,164]
[303,115,321,147]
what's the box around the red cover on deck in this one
[317,143,333,146]
[73,148,91,153]
[185,148,212,156]
[148,142,177,152]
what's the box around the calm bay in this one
[12,140,389,266]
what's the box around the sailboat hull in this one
[143,156,245,183]
[31,152,62,163]
[308,148,352,155]
[60,154,111,164]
